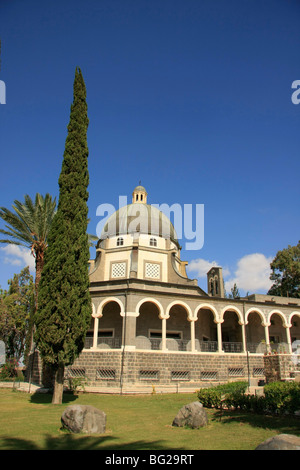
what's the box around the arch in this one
[289,311,300,344]
[267,309,288,327]
[135,297,164,318]
[245,307,265,325]
[96,297,124,317]
[166,300,193,320]
[220,305,244,324]
[91,301,96,317]
[288,311,300,326]
[246,309,266,349]
[194,303,219,322]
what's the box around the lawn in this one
[0,388,299,450]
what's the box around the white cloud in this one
[187,258,219,278]
[225,253,273,294]
[187,258,231,278]
[187,253,273,295]
[0,245,35,273]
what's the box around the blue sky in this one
[0,0,299,294]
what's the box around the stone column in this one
[121,312,137,350]
[217,321,223,353]
[285,325,292,354]
[190,319,195,352]
[241,323,247,353]
[161,317,167,351]
[92,316,99,349]
[264,324,271,353]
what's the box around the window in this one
[117,237,124,246]
[111,262,126,278]
[145,262,160,279]
[150,238,157,247]
[99,330,114,338]
[139,370,159,381]
[149,331,182,340]
[171,371,190,381]
[96,369,116,380]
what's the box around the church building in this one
[67,185,300,392]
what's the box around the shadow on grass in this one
[211,409,300,436]
[30,392,78,404]
[1,434,173,451]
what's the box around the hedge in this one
[197,380,300,414]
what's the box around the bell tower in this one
[132,185,147,204]
[207,266,224,298]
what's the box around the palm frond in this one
[0,193,57,257]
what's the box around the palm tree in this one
[0,193,57,295]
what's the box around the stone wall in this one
[69,350,266,389]
[263,354,294,383]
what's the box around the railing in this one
[222,342,243,353]
[84,336,291,355]
[200,341,218,352]
[84,337,121,349]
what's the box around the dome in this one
[100,202,179,247]
[133,185,147,193]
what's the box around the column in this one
[217,321,223,353]
[285,325,292,354]
[190,319,195,352]
[161,317,167,351]
[264,324,271,353]
[241,323,247,353]
[92,316,99,349]
[122,312,137,350]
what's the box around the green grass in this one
[0,389,299,450]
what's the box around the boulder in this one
[255,434,300,450]
[172,401,208,429]
[61,404,106,434]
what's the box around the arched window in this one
[150,238,157,247]
[117,237,124,246]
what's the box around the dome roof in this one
[100,202,179,247]
[133,185,147,193]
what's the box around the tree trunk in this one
[35,254,44,304]
[52,363,65,404]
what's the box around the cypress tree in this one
[35,68,92,404]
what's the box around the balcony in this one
[84,336,288,354]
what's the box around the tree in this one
[227,283,240,299]
[268,241,300,298]
[0,193,57,296]
[35,68,92,404]
[0,267,34,362]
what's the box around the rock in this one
[172,401,208,429]
[255,434,300,450]
[61,404,106,434]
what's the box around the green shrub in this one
[198,380,300,415]
[0,359,18,380]
[197,381,248,409]
[197,387,223,408]
[264,381,300,414]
